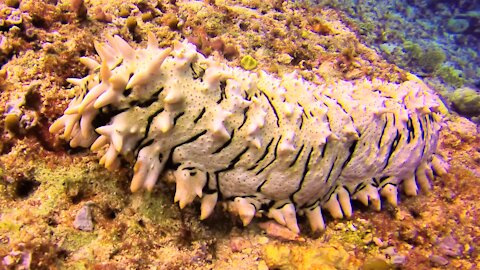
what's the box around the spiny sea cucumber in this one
[50,33,449,233]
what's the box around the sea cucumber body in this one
[50,34,447,232]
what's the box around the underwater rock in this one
[73,204,94,231]
[429,255,449,266]
[451,87,480,115]
[446,18,470,34]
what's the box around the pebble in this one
[430,255,449,266]
[258,236,269,245]
[362,233,374,244]
[373,237,386,247]
[438,236,462,257]
[391,254,406,265]
[446,18,470,33]
[230,237,251,253]
[74,204,94,231]
[258,221,304,242]
[277,53,292,64]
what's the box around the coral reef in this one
[0,0,478,269]
[317,0,480,118]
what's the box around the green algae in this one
[118,5,131,18]
[403,41,422,60]
[5,0,20,8]
[60,228,98,252]
[0,159,128,246]
[126,16,138,32]
[137,193,171,223]
[436,66,465,88]
[418,47,446,73]
[0,217,21,235]
[446,18,469,33]
[240,55,258,70]
[31,164,100,217]
[450,87,480,116]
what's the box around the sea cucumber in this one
[50,33,448,233]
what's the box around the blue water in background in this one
[311,0,480,91]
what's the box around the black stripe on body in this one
[92,107,129,129]
[255,136,282,176]
[202,172,218,194]
[418,115,425,140]
[212,130,235,154]
[326,96,356,129]
[376,176,390,187]
[243,90,251,101]
[424,115,430,139]
[173,130,208,149]
[190,62,205,80]
[215,147,250,173]
[238,107,249,130]
[258,201,275,211]
[173,112,185,125]
[321,139,328,158]
[291,147,314,203]
[297,102,308,130]
[247,137,275,171]
[352,182,366,194]
[297,102,309,118]
[129,88,163,108]
[109,59,123,72]
[341,140,358,169]
[166,130,208,169]
[379,179,397,189]
[378,115,388,148]
[320,185,339,205]
[135,139,154,158]
[406,116,415,143]
[324,156,337,184]
[288,144,305,167]
[260,91,280,127]
[421,143,427,157]
[256,179,267,192]
[123,88,132,97]
[383,130,401,170]
[193,108,206,124]
[372,177,380,187]
[216,80,227,104]
[224,195,257,201]
[135,108,165,150]
[215,147,250,196]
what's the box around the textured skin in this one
[50,34,448,232]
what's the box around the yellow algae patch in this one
[262,243,361,270]
[240,55,258,70]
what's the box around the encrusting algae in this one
[0,0,479,269]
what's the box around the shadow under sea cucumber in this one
[49,33,449,233]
